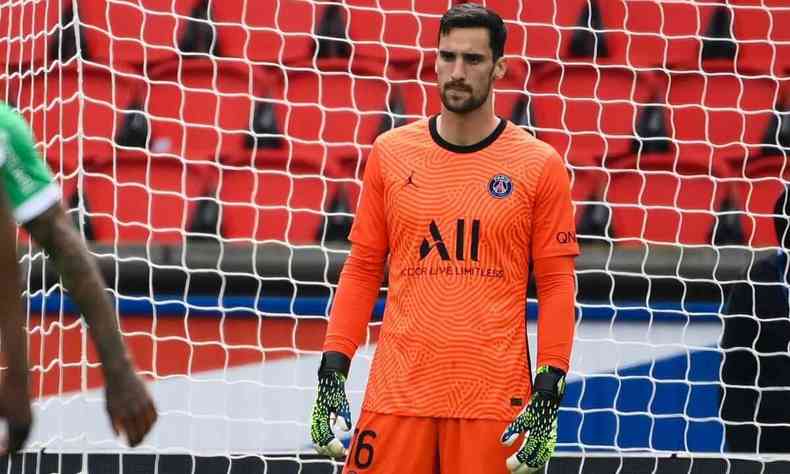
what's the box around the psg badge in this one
[488,174,513,199]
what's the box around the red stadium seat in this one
[219,71,288,168]
[219,157,342,244]
[0,0,67,69]
[144,58,264,163]
[627,1,790,76]
[466,0,645,67]
[343,0,444,76]
[529,64,655,166]
[661,70,780,166]
[83,152,212,243]
[397,62,442,120]
[567,153,608,232]
[622,0,718,71]
[79,0,202,68]
[13,63,140,180]
[273,60,394,175]
[730,0,790,77]
[212,0,321,66]
[479,0,726,71]
[477,0,739,71]
[459,1,526,58]
[501,0,634,67]
[493,58,531,125]
[605,152,737,246]
[735,157,790,248]
[509,0,605,62]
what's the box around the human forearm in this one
[502,255,573,474]
[26,206,158,445]
[0,191,27,381]
[25,206,131,375]
[0,302,28,383]
[324,242,387,358]
[534,255,576,372]
[0,261,28,382]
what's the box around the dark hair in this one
[775,185,790,249]
[439,3,507,62]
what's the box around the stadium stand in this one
[342,0,443,77]
[6,0,789,249]
[212,0,319,66]
[660,69,781,167]
[530,63,655,167]
[14,63,141,203]
[606,147,740,246]
[219,156,344,244]
[274,59,393,176]
[0,0,68,70]
[736,97,790,247]
[12,2,790,472]
[143,57,260,163]
[83,151,212,243]
[729,0,790,78]
[79,0,202,69]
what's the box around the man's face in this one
[436,27,504,114]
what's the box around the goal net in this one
[3,0,790,472]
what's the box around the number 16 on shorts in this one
[342,410,438,474]
[345,428,377,472]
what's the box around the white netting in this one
[2,0,790,472]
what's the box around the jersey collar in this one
[429,115,507,154]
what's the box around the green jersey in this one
[0,103,59,224]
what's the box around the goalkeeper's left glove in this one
[500,365,566,473]
[310,351,352,458]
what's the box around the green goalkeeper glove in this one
[310,351,352,458]
[500,365,566,473]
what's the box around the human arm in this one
[0,187,32,453]
[534,256,576,373]
[501,255,575,473]
[311,145,388,458]
[311,241,387,457]
[24,203,156,446]
[501,151,579,472]
[0,102,156,446]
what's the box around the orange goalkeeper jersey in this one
[343,116,578,421]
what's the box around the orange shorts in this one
[343,409,517,474]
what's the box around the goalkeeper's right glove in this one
[310,351,352,458]
[500,365,566,473]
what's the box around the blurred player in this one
[310,3,578,473]
[0,102,157,451]
[720,186,790,453]
[0,160,32,453]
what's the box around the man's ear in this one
[493,56,507,80]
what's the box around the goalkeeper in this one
[0,102,157,451]
[310,3,578,473]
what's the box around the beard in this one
[440,75,493,114]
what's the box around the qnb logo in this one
[419,219,480,261]
[556,231,577,244]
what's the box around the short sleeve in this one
[531,151,580,260]
[0,106,58,223]
[348,144,388,252]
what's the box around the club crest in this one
[488,174,513,199]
